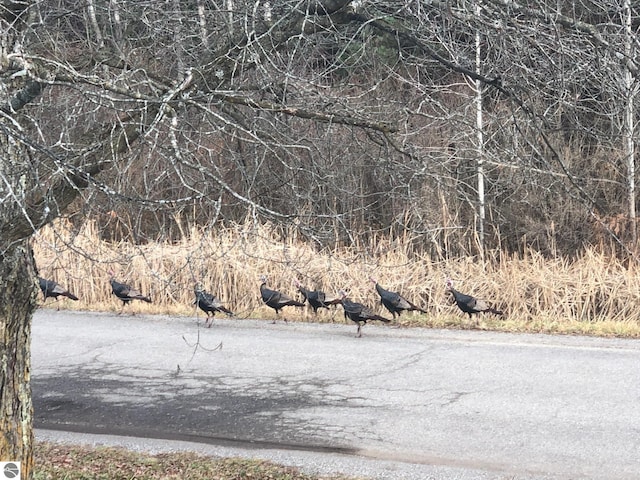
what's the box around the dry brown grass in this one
[32,219,640,337]
[34,441,358,480]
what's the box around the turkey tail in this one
[488,307,503,316]
[64,292,79,301]
[139,295,152,303]
[373,315,391,323]
[220,306,234,316]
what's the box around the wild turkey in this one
[339,291,391,337]
[38,277,79,305]
[194,283,234,327]
[260,275,305,322]
[294,279,341,314]
[109,272,152,313]
[445,278,503,322]
[370,277,427,319]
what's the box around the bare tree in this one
[474,0,485,255]
[0,0,397,473]
[623,0,637,244]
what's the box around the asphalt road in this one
[32,310,640,479]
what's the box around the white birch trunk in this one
[623,0,636,245]
[475,1,485,255]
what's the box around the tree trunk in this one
[0,240,37,479]
[474,0,485,257]
[623,0,636,246]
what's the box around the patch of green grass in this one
[34,442,359,480]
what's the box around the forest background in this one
[23,0,640,331]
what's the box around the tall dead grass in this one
[32,219,640,336]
